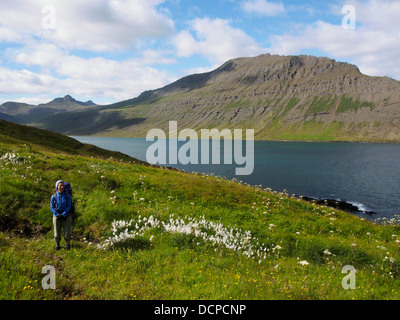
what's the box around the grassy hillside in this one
[1,120,400,300]
[0,119,145,164]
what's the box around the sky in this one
[0,0,399,105]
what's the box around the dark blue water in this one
[72,136,400,222]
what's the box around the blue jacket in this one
[50,191,72,217]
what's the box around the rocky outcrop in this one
[300,196,376,215]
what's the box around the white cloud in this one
[241,0,285,16]
[0,0,177,103]
[14,44,65,70]
[268,0,400,80]
[0,27,24,43]
[53,55,174,100]
[0,67,57,95]
[173,18,266,65]
[0,0,175,51]
[1,49,175,103]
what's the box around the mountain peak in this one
[63,94,75,101]
[50,95,77,104]
[47,95,96,106]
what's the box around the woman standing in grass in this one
[50,180,72,250]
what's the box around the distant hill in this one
[42,94,96,108]
[3,54,400,141]
[0,95,98,125]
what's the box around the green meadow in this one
[1,120,400,300]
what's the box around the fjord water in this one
[72,136,400,222]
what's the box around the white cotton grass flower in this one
[384,256,395,263]
[0,152,18,163]
[96,215,270,262]
[272,245,282,254]
[298,260,310,266]
[97,215,160,250]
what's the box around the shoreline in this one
[71,134,400,145]
[300,196,377,215]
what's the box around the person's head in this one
[55,180,64,193]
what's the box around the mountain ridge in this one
[43,94,96,107]
[2,54,400,141]
[0,95,98,125]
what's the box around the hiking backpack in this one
[54,182,75,214]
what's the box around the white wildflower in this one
[96,215,269,261]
